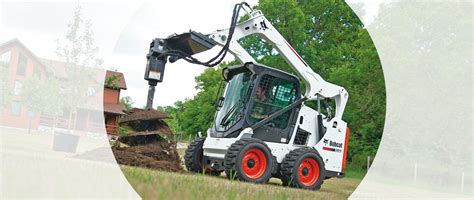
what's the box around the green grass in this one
[344,167,367,179]
[121,166,361,200]
[122,144,364,199]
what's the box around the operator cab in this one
[211,63,301,144]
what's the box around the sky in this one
[0,0,381,108]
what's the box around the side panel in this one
[203,136,239,159]
[290,105,318,147]
[291,105,348,173]
[314,119,347,172]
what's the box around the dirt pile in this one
[74,109,183,172]
[74,139,183,172]
[114,108,183,172]
[112,141,182,172]
[74,108,183,172]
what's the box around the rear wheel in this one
[184,137,222,176]
[224,138,273,183]
[280,147,325,190]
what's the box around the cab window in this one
[249,74,297,129]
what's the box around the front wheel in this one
[224,138,273,183]
[184,137,222,176]
[280,147,325,190]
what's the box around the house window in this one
[11,101,21,116]
[17,53,27,76]
[14,80,22,96]
[0,51,11,67]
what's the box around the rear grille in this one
[293,128,310,145]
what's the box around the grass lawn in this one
[122,143,364,199]
[121,166,361,200]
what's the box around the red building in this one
[0,38,127,137]
[103,71,127,136]
[0,39,48,129]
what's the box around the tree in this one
[120,96,134,111]
[55,6,103,130]
[240,0,385,167]
[55,6,103,68]
[20,75,64,132]
[176,67,223,136]
[20,75,63,116]
[366,0,471,178]
[162,101,185,135]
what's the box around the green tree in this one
[163,101,185,135]
[20,76,64,116]
[120,96,134,111]
[242,0,385,167]
[20,75,64,132]
[55,6,103,130]
[55,6,103,67]
[178,67,223,136]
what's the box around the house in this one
[0,38,127,137]
[0,39,48,129]
[103,70,127,136]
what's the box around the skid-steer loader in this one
[143,2,350,190]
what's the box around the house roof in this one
[105,70,127,90]
[104,103,126,115]
[40,58,69,79]
[40,59,127,90]
[0,38,48,72]
[1,38,128,91]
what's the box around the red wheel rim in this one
[298,157,320,186]
[241,148,267,179]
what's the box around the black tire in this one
[280,147,325,190]
[184,137,222,176]
[224,138,273,183]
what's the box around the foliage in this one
[20,75,64,116]
[55,6,104,129]
[55,6,103,68]
[164,0,385,168]
[120,96,134,111]
[105,75,121,89]
[118,126,131,137]
[162,66,224,136]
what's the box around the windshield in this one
[214,72,252,132]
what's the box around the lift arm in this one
[207,10,348,119]
[144,8,348,119]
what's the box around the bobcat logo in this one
[323,139,328,144]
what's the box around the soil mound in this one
[74,140,183,172]
[112,140,182,172]
[76,108,183,172]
